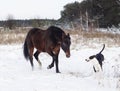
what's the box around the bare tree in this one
[5,14,15,30]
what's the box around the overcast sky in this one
[0,0,82,20]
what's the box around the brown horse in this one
[23,26,71,73]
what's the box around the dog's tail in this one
[99,44,105,54]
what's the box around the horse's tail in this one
[23,40,29,61]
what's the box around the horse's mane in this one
[47,26,65,44]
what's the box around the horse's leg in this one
[54,55,60,73]
[47,45,60,73]
[34,50,42,66]
[47,55,60,73]
[29,47,34,70]
[47,60,54,69]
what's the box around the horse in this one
[23,26,71,73]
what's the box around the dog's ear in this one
[89,55,95,59]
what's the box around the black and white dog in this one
[85,44,105,73]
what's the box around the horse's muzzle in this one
[66,52,70,58]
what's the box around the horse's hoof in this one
[47,65,53,69]
[47,66,50,69]
[39,64,42,69]
[56,71,61,73]
[39,65,42,69]
[38,60,42,67]
[47,65,51,69]
[32,67,34,71]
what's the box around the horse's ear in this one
[58,41,61,44]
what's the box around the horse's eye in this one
[62,42,66,46]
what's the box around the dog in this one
[85,44,105,73]
[85,44,105,86]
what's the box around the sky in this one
[0,0,82,20]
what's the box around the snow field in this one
[0,44,120,91]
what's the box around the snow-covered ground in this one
[0,44,120,91]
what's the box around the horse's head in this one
[61,33,71,58]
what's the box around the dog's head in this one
[85,55,96,62]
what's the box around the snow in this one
[97,28,120,34]
[0,44,120,91]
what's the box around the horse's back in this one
[47,26,65,44]
[26,28,46,49]
[27,28,46,39]
[28,28,43,36]
[47,26,64,36]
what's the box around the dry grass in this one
[0,27,120,47]
[67,29,120,48]
[0,28,29,44]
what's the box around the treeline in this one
[60,0,120,28]
[0,0,120,30]
[0,19,57,30]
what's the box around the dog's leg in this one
[93,66,97,72]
